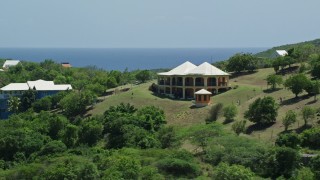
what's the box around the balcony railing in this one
[195,82,204,86]
[207,83,217,86]
[176,82,183,86]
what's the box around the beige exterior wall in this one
[157,75,230,99]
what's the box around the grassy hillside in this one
[89,67,320,143]
[256,38,320,58]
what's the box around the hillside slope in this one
[256,38,320,58]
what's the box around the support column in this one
[216,76,219,87]
[182,77,186,99]
[204,77,208,88]
[170,76,172,94]
[193,77,196,87]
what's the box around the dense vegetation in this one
[1,37,320,179]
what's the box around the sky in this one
[0,0,319,48]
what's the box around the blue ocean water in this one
[0,48,267,71]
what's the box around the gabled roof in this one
[195,89,212,95]
[158,61,197,75]
[1,83,29,91]
[188,62,230,76]
[158,61,229,76]
[2,60,20,68]
[27,79,55,90]
[276,50,288,57]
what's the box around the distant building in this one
[157,61,230,99]
[61,62,72,68]
[271,50,288,58]
[2,60,21,69]
[0,79,72,119]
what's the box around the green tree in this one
[312,80,320,101]
[282,110,297,131]
[284,73,310,98]
[157,126,179,149]
[301,106,315,126]
[79,117,104,146]
[301,127,320,149]
[231,120,247,135]
[135,70,151,83]
[62,124,79,147]
[213,162,255,180]
[310,156,320,179]
[223,104,237,123]
[266,74,283,90]
[275,132,301,149]
[274,147,300,179]
[226,53,257,73]
[137,105,166,131]
[7,96,21,113]
[32,96,52,112]
[294,167,315,180]
[20,90,36,112]
[244,96,279,124]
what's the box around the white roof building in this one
[2,60,21,69]
[1,79,72,91]
[270,50,288,58]
[276,50,288,57]
[158,61,229,76]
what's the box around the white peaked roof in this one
[188,62,230,76]
[1,83,30,91]
[276,50,288,57]
[2,60,20,68]
[1,79,72,91]
[195,89,212,95]
[158,61,197,75]
[158,61,229,76]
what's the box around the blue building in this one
[0,79,72,119]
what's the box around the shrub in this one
[213,162,255,180]
[39,140,67,156]
[223,104,237,123]
[157,158,200,178]
[301,127,320,149]
[206,103,223,123]
[232,120,247,135]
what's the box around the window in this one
[204,95,207,101]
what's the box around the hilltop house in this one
[157,61,230,99]
[271,50,288,58]
[0,79,72,119]
[2,60,21,69]
[61,62,72,68]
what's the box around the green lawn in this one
[89,68,320,143]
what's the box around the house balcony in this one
[195,82,204,86]
[185,82,194,86]
[176,82,183,86]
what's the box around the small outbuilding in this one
[194,89,212,107]
[2,60,21,69]
[61,62,72,68]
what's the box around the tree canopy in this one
[244,96,279,124]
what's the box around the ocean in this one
[0,48,267,71]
